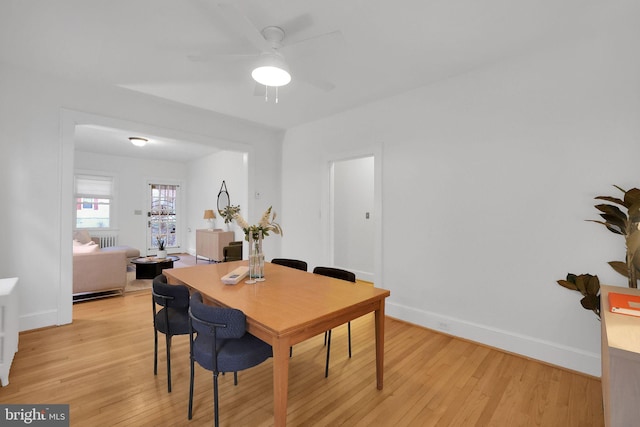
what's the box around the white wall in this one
[186,150,248,254]
[281,8,640,375]
[0,62,283,331]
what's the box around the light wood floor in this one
[3,290,604,426]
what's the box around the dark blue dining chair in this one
[271,258,308,271]
[152,274,190,393]
[312,266,356,377]
[188,291,272,426]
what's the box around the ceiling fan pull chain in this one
[276,86,279,104]
[265,85,268,102]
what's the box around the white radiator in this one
[97,235,118,248]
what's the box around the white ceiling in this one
[0,0,596,160]
[74,125,220,162]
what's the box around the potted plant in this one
[558,186,640,318]
[156,236,167,259]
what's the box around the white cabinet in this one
[601,285,640,426]
[0,277,19,386]
[196,229,234,262]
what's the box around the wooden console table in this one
[600,284,640,426]
[195,229,234,263]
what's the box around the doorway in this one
[331,156,375,282]
[147,182,180,254]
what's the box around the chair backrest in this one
[152,275,190,309]
[271,258,308,271]
[189,292,246,339]
[223,242,243,262]
[312,266,356,283]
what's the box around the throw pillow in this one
[73,241,100,254]
[73,230,92,244]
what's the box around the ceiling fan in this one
[190,2,340,97]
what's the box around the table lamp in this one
[203,209,216,230]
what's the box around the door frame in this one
[324,144,382,284]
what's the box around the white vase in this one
[157,250,167,259]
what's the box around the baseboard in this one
[386,301,601,377]
[19,309,61,332]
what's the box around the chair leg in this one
[348,321,352,358]
[153,329,158,376]
[325,329,332,378]
[213,371,220,427]
[188,353,195,420]
[234,371,238,386]
[165,334,172,393]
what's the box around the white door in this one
[147,183,180,254]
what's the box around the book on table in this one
[609,292,640,317]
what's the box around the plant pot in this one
[157,250,167,259]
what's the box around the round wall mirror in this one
[217,181,230,216]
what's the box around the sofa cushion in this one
[73,230,92,244]
[73,241,100,254]
[101,245,140,258]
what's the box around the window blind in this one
[75,175,112,197]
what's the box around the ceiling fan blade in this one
[285,29,344,50]
[277,13,314,41]
[217,2,271,52]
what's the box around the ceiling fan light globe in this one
[129,137,148,147]
[252,66,291,87]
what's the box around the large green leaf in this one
[609,261,629,277]
[580,294,600,311]
[599,212,627,232]
[595,195,625,207]
[595,203,627,219]
[585,275,600,296]
[557,279,578,291]
[586,219,624,235]
[624,188,640,208]
[574,275,587,295]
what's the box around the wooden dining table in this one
[163,260,390,427]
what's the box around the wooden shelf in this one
[195,229,234,262]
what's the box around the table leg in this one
[273,338,290,427]
[375,301,385,390]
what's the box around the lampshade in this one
[251,53,291,87]
[203,209,216,219]
[129,137,148,147]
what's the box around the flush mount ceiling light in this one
[251,51,291,87]
[129,137,148,147]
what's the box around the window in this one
[74,174,113,229]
